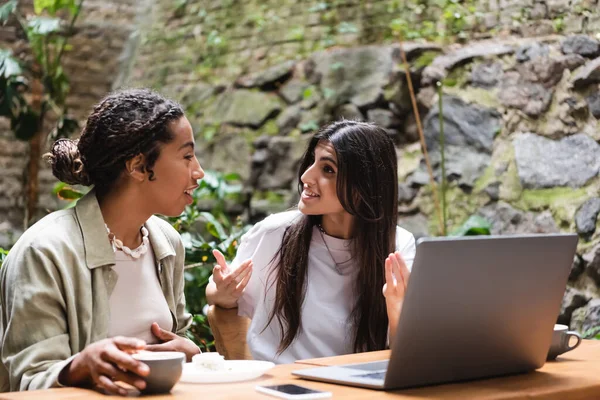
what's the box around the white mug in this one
[547,324,582,360]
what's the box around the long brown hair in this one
[267,120,399,353]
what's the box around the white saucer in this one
[179,360,275,384]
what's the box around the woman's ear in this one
[125,154,147,182]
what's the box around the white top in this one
[226,210,416,364]
[108,247,173,344]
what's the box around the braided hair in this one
[46,89,184,192]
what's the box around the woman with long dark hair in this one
[206,120,415,363]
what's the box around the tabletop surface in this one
[2,340,600,399]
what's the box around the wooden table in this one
[2,340,600,399]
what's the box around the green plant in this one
[583,326,600,340]
[1,0,84,226]
[0,248,9,267]
[450,215,492,236]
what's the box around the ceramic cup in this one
[132,351,185,394]
[547,324,582,360]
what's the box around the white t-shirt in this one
[228,210,416,364]
[108,248,173,344]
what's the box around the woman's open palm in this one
[382,251,410,318]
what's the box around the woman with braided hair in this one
[0,89,204,395]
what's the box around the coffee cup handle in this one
[566,331,582,351]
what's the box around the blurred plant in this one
[52,181,88,208]
[1,0,84,227]
[0,247,9,268]
[583,326,600,340]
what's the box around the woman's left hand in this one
[144,323,200,362]
[382,251,410,344]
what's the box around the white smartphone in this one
[255,384,332,399]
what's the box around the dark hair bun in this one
[45,138,92,186]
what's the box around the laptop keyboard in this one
[356,371,386,380]
[342,361,389,371]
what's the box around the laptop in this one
[293,234,578,390]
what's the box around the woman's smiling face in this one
[298,140,346,218]
[143,116,204,217]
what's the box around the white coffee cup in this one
[547,324,582,360]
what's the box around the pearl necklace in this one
[105,224,149,259]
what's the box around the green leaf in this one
[0,49,22,78]
[56,187,84,200]
[27,16,62,35]
[0,0,17,25]
[449,215,492,237]
[200,212,227,239]
[34,0,77,16]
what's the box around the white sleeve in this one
[395,227,416,271]
[208,215,290,319]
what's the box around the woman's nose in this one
[301,164,316,185]
[193,158,204,180]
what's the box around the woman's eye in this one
[323,165,335,174]
[184,155,194,160]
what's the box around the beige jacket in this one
[0,190,192,392]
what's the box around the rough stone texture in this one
[423,95,501,154]
[254,135,312,191]
[310,46,394,109]
[558,286,591,326]
[470,61,504,88]
[279,78,310,105]
[517,56,568,87]
[499,71,554,117]
[513,133,600,189]
[586,91,600,119]
[516,42,550,63]
[583,244,600,287]
[367,109,401,129]
[575,198,600,239]
[276,105,302,136]
[206,90,283,128]
[570,298,600,333]
[569,254,585,282]
[477,201,560,235]
[397,213,429,239]
[561,35,600,58]
[572,57,600,88]
[333,104,364,121]
[422,43,514,84]
[235,60,296,89]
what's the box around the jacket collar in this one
[75,189,176,269]
[75,189,115,269]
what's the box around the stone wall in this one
[0,0,146,245]
[130,0,600,90]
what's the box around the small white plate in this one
[179,360,275,384]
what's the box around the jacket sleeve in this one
[172,237,192,337]
[1,245,76,391]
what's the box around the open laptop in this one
[293,234,578,390]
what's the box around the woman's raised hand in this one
[211,249,253,308]
[382,251,410,344]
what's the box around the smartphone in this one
[255,384,332,399]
